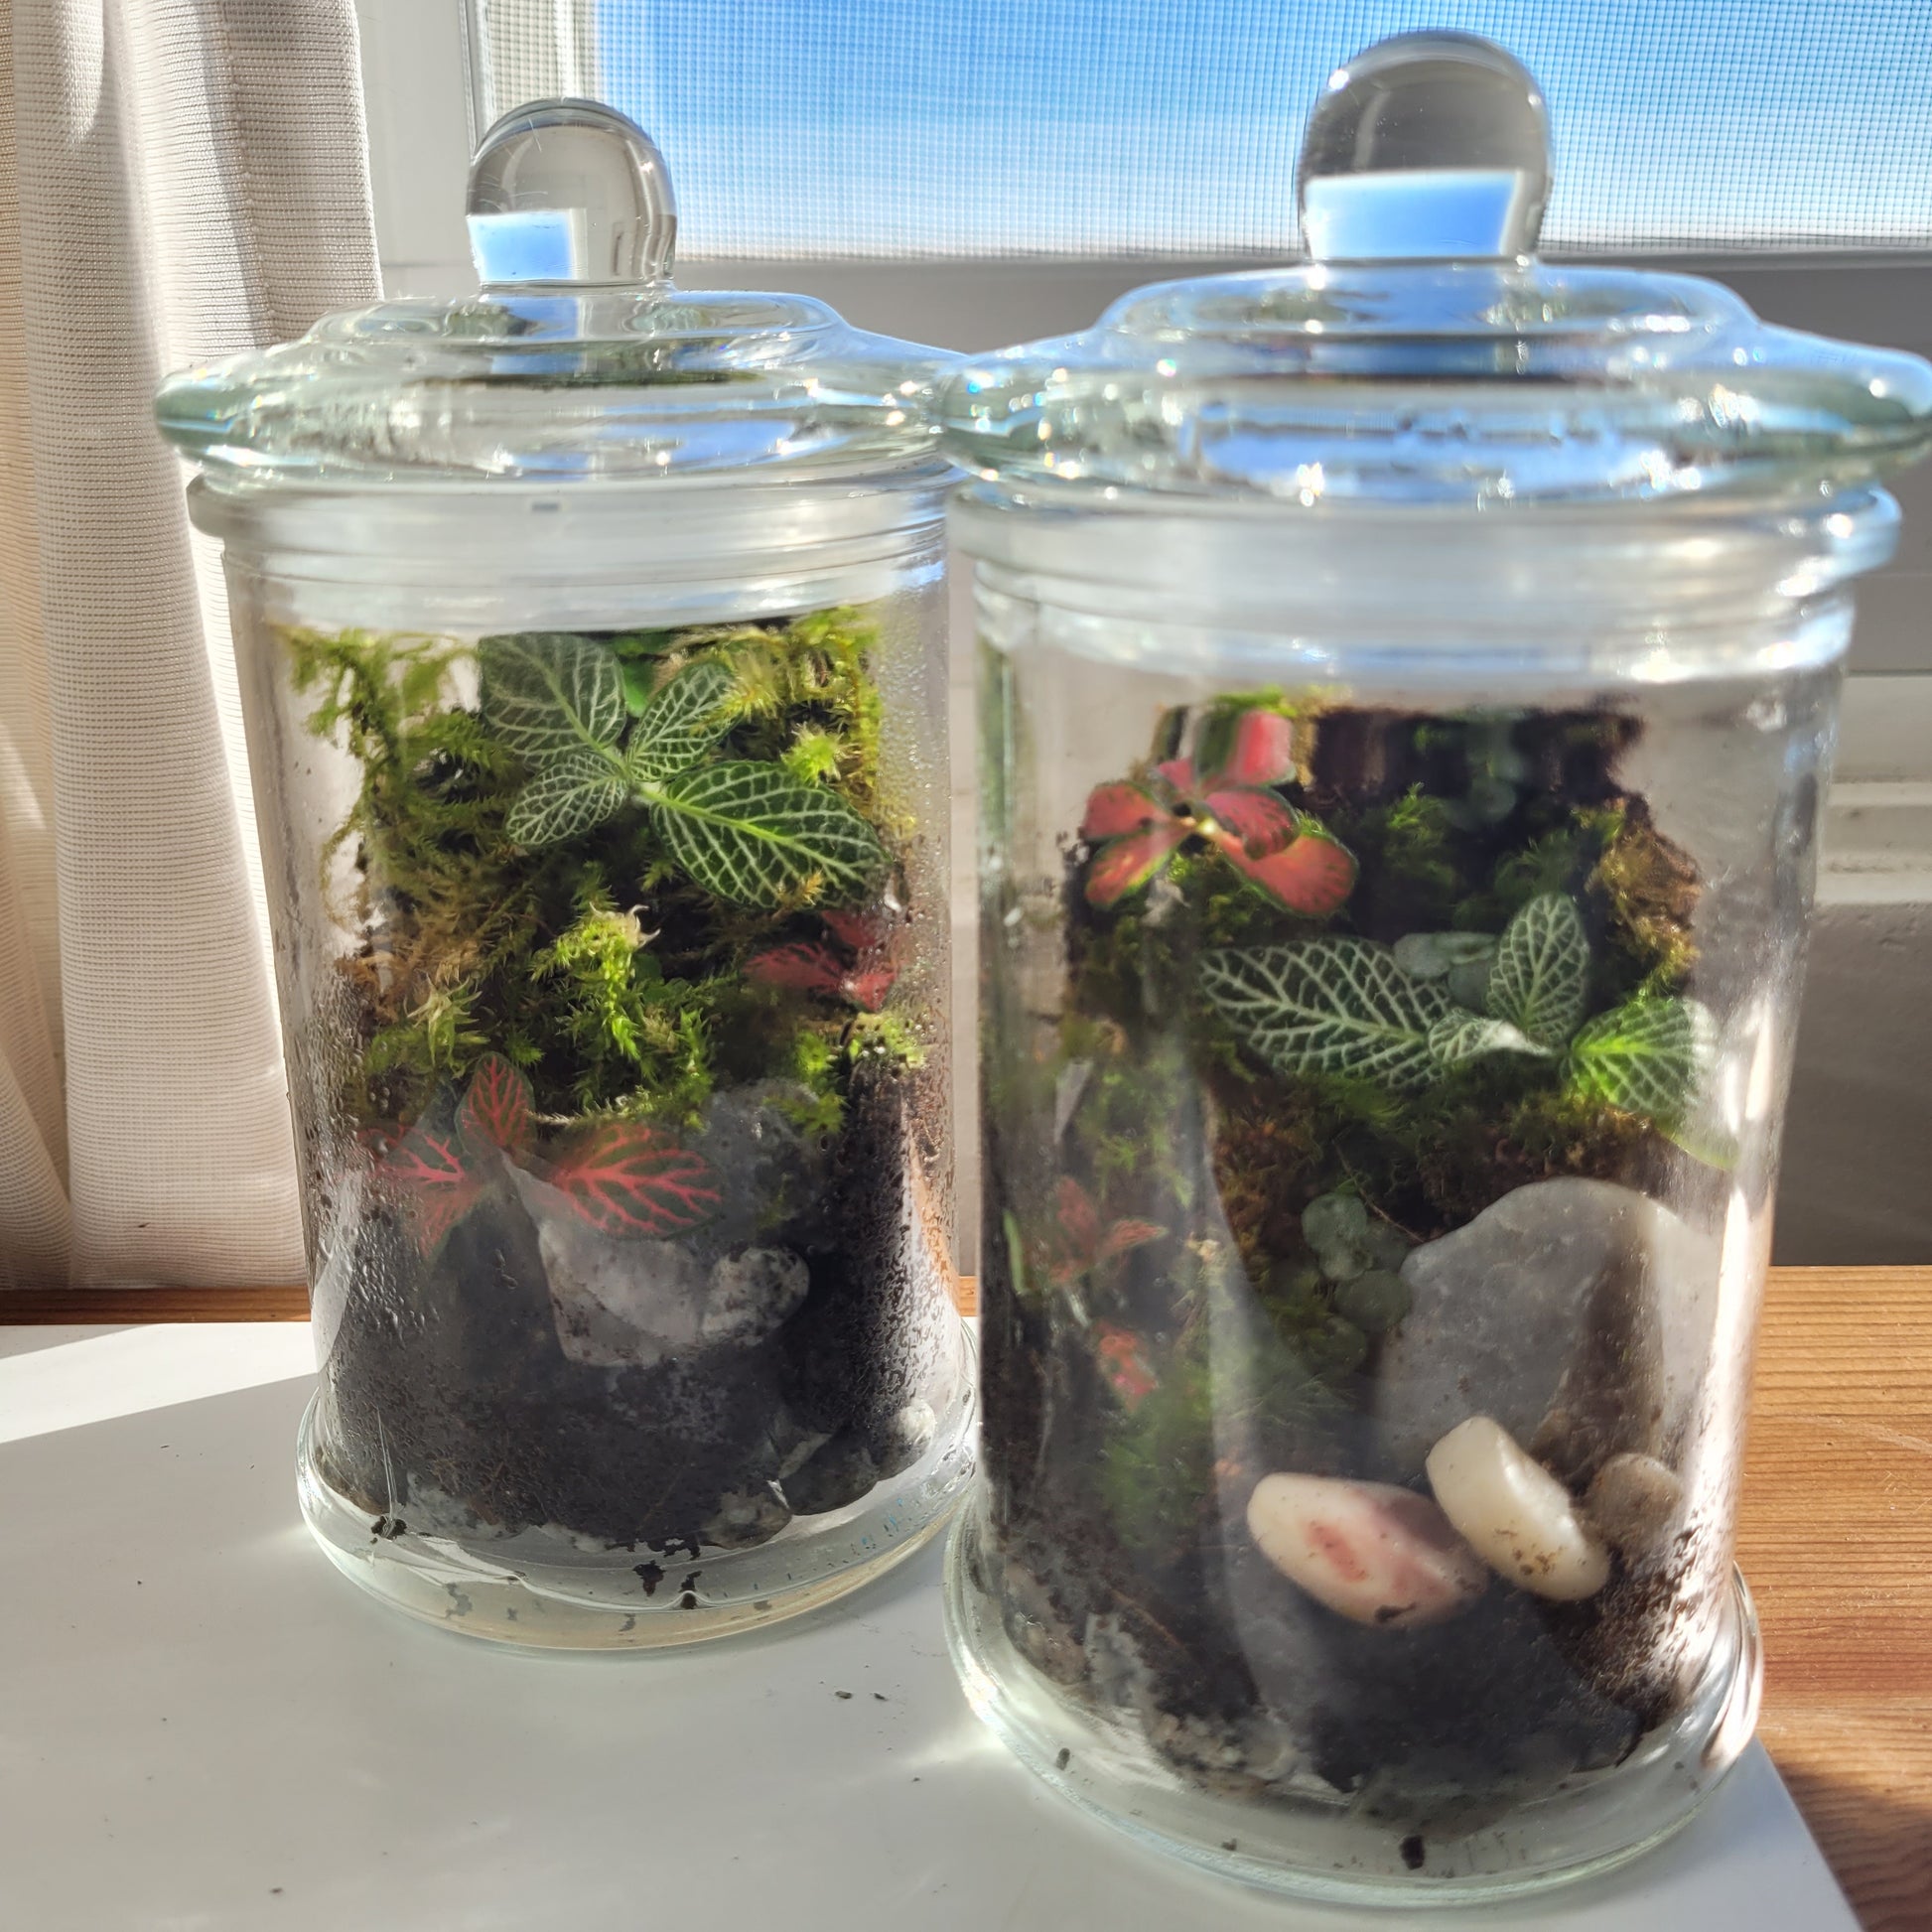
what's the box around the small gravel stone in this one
[1246,1471,1488,1628]
[781,1432,879,1516]
[1425,1417,1610,1602]
[1584,1451,1685,1562]
[699,1483,792,1551]
[1335,1268,1412,1334]
[700,1247,811,1345]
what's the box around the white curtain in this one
[0,0,379,1289]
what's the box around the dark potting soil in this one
[317,1062,954,1554]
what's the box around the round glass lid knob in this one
[466,97,677,288]
[1297,33,1550,263]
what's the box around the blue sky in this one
[591,0,1932,256]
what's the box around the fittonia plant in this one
[1079,707,1358,915]
[483,635,887,903]
[375,1051,721,1258]
[1202,891,1714,1130]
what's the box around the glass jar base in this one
[943,1509,1762,1906]
[296,1338,976,1650]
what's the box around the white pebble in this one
[1425,1416,1611,1602]
[1246,1472,1488,1629]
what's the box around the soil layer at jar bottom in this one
[973,693,1777,1836]
[317,1059,960,1555]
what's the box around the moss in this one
[289,607,919,1141]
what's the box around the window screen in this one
[470,0,1932,257]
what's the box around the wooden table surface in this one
[6,1266,1928,1928]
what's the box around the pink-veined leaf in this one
[1084,822,1187,907]
[546,1122,722,1239]
[747,941,849,998]
[1080,782,1165,842]
[1094,1322,1159,1411]
[379,1124,483,1258]
[1155,757,1195,793]
[840,962,898,1013]
[1223,828,1359,915]
[1203,786,1297,856]
[458,1052,534,1157]
[1096,1217,1166,1264]
[821,905,894,952]
[1055,1175,1100,1258]
[1201,709,1298,789]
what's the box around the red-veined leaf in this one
[1080,782,1165,841]
[1084,822,1187,907]
[379,1124,483,1258]
[1224,828,1359,915]
[840,963,898,1013]
[1201,709,1298,789]
[547,1122,722,1239]
[1203,786,1297,856]
[747,941,848,998]
[458,1052,534,1156]
[1094,1322,1159,1411]
[1096,1217,1166,1264]
[1055,1175,1099,1258]
[821,906,894,952]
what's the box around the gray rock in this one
[1376,1178,1703,1480]
[870,1398,938,1478]
[700,1482,793,1551]
[781,1432,879,1516]
[700,1247,810,1346]
[508,1163,712,1369]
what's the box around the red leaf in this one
[1202,709,1298,789]
[747,941,848,998]
[1080,782,1165,842]
[458,1052,533,1156]
[1096,1218,1166,1264]
[1155,758,1195,793]
[1225,829,1359,915]
[380,1124,483,1258]
[1203,786,1296,856]
[547,1122,722,1239]
[840,962,898,1013]
[822,906,893,952]
[1055,1175,1099,1260]
[1094,1322,1159,1411]
[1084,822,1187,907]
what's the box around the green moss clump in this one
[288,607,916,1139]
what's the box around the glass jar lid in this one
[157,99,950,484]
[937,34,1932,504]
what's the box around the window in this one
[470,0,1932,257]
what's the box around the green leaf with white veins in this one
[1427,1012,1555,1068]
[1567,996,1714,1127]
[504,750,628,847]
[649,760,888,906]
[1201,940,1454,1092]
[1487,893,1590,1048]
[624,660,734,786]
[479,632,627,763]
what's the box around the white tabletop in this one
[0,1322,1857,1931]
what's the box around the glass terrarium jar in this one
[156,100,973,1647]
[940,35,1932,1901]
